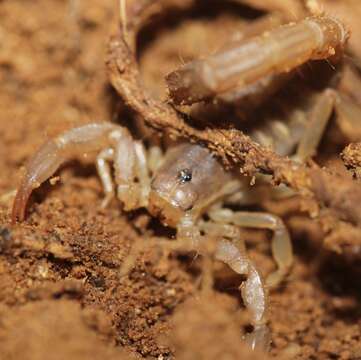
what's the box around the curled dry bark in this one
[105,0,361,251]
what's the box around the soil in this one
[0,1,361,359]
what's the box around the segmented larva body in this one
[166,16,348,105]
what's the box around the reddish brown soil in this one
[1,1,361,359]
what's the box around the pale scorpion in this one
[11,10,359,352]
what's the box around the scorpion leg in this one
[147,146,163,175]
[199,221,270,351]
[295,88,335,161]
[172,217,270,351]
[108,128,151,210]
[208,208,292,288]
[95,131,152,209]
[333,91,361,142]
[295,88,361,161]
[96,148,115,208]
[134,142,151,207]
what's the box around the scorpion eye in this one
[178,168,192,184]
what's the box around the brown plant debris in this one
[341,142,361,179]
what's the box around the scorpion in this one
[11,6,361,352]
[11,122,291,351]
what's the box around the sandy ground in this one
[0,1,361,359]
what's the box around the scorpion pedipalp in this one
[11,123,140,222]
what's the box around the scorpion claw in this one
[243,324,271,352]
[12,140,64,223]
[12,182,33,223]
[11,123,117,223]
